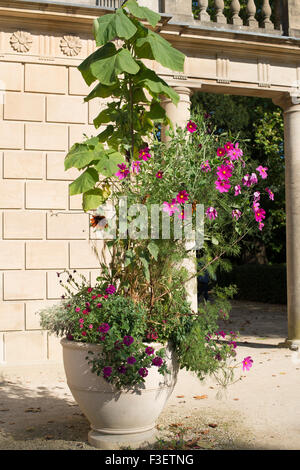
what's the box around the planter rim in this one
[60,337,168,351]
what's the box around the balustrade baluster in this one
[230,0,243,26]
[262,0,274,30]
[214,0,226,24]
[246,0,258,28]
[198,0,210,22]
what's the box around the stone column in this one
[161,86,198,312]
[273,94,300,350]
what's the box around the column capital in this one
[272,93,300,112]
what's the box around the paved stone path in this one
[0,301,299,450]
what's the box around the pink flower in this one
[87,288,93,293]
[242,356,253,371]
[132,160,141,173]
[91,295,97,300]
[234,185,241,196]
[242,174,251,187]
[79,318,84,323]
[227,142,243,161]
[88,324,93,329]
[217,147,226,157]
[156,171,163,179]
[75,307,81,312]
[256,165,268,179]
[250,173,258,185]
[97,303,102,308]
[163,200,179,216]
[206,206,218,220]
[258,222,264,231]
[253,191,260,202]
[215,178,231,193]
[82,331,87,336]
[201,160,211,172]
[218,330,226,338]
[217,164,232,180]
[224,141,234,152]
[115,163,130,180]
[254,207,266,222]
[176,190,189,204]
[266,187,274,200]
[186,120,197,133]
[232,209,242,220]
[139,147,151,161]
[82,309,89,315]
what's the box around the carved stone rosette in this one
[60,35,82,56]
[10,31,33,53]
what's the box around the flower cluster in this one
[115,147,154,180]
[163,190,189,220]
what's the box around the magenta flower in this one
[266,187,274,200]
[82,309,89,315]
[206,206,218,220]
[87,288,93,293]
[139,147,151,161]
[75,307,81,312]
[106,284,116,295]
[114,340,123,350]
[97,303,102,308]
[115,163,130,180]
[224,141,234,152]
[178,209,185,220]
[123,335,134,346]
[79,318,84,324]
[88,324,93,329]
[127,356,136,365]
[242,356,253,371]
[145,346,155,356]
[98,323,110,333]
[156,171,163,179]
[132,160,141,174]
[232,209,242,220]
[138,367,148,378]
[217,164,232,180]
[152,356,163,367]
[201,160,211,172]
[254,207,266,222]
[103,366,112,378]
[258,222,264,231]
[176,190,189,204]
[256,165,268,179]
[118,365,127,374]
[186,120,197,133]
[218,330,226,338]
[229,341,237,349]
[234,184,241,196]
[217,147,226,157]
[82,331,87,336]
[215,178,231,193]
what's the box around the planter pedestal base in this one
[88,427,156,450]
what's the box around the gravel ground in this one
[0,300,299,451]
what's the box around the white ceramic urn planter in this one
[61,338,178,449]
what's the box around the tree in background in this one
[191,92,285,265]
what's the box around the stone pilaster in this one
[273,94,300,350]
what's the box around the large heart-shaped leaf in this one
[78,43,117,86]
[84,82,121,103]
[125,0,161,28]
[94,148,125,177]
[135,30,185,73]
[65,142,104,170]
[90,47,140,86]
[93,8,137,47]
[134,64,179,105]
[82,187,110,211]
[69,168,99,195]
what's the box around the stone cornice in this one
[0,0,299,59]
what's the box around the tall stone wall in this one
[0,29,108,366]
